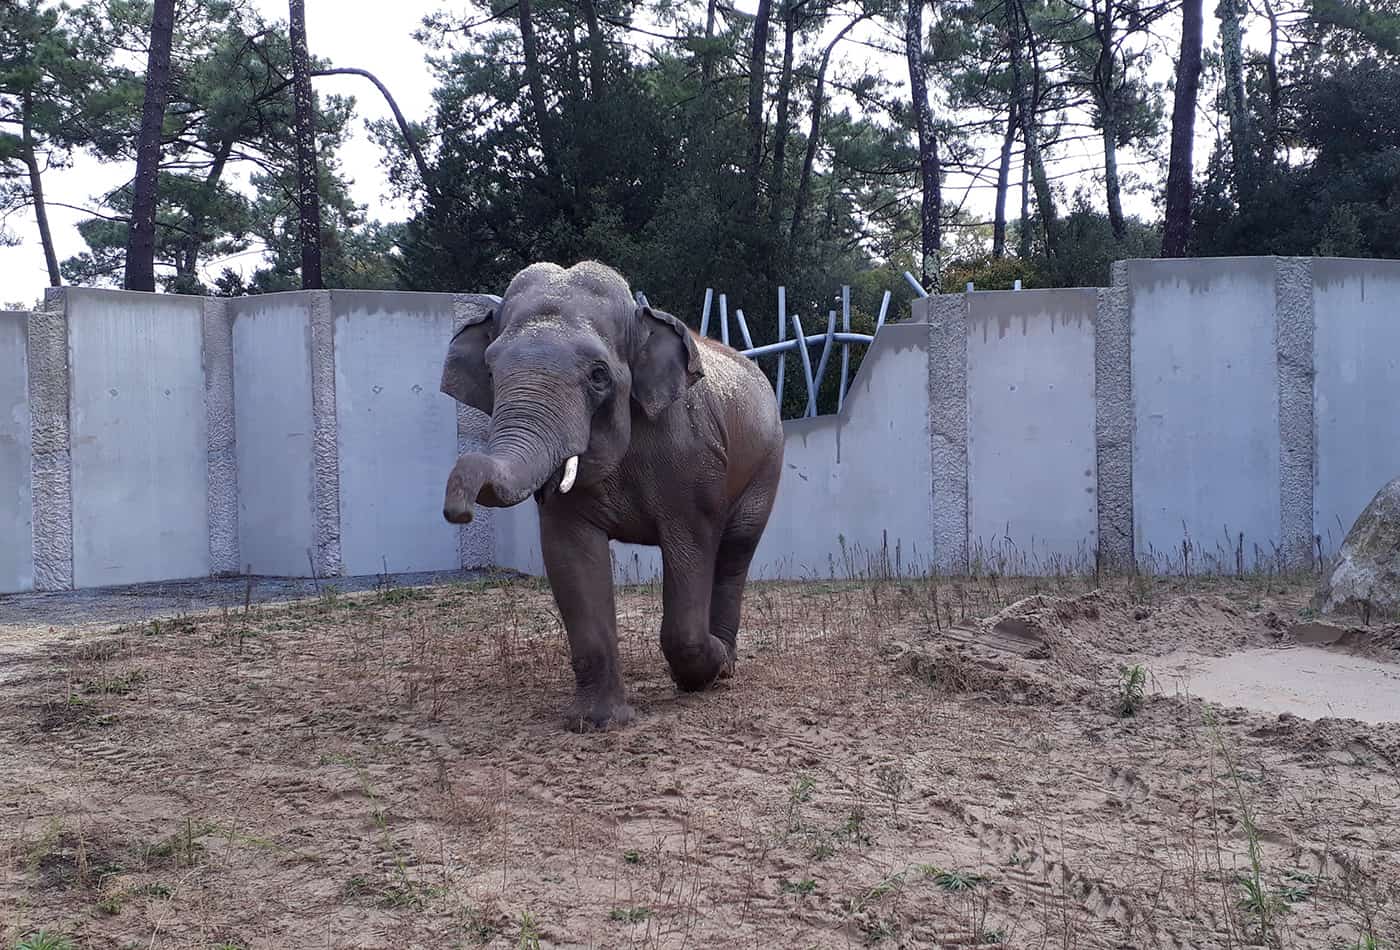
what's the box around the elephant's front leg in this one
[659,530,733,691]
[540,508,634,732]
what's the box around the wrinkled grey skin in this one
[440,261,784,731]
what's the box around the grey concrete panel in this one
[927,294,969,573]
[333,291,461,576]
[202,297,239,575]
[0,312,33,593]
[1128,258,1281,570]
[753,322,934,579]
[1312,258,1400,556]
[67,289,210,587]
[1096,266,1134,570]
[230,294,316,576]
[1275,258,1315,567]
[30,291,73,590]
[966,290,1098,573]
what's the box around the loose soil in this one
[2,573,1398,949]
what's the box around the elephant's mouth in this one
[534,454,582,503]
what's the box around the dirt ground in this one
[2,571,1398,949]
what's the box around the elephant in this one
[439,260,784,732]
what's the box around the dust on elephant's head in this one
[440,261,704,519]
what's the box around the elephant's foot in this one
[562,691,636,733]
[665,635,734,692]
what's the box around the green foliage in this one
[59,1,396,293]
[13,933,76,950]
[1118,663,1147,717]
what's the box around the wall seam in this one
[928,292,969,573]
[1275,256,1316,568]
[202,296,240,575]
[30,289,74,591]
[309,290,342,577]
[1095,262,1135,572]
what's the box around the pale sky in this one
[0,0,1242,306]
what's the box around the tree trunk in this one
[745,0,773,222]
[1019,138,1031,259]
[124,0,175,292]
[702,0,718,87]
[19,111,61,287]
[1094,7,1125,241]
[790,15,864,243]
[517,0,559,181]
[579,0,607,97]
[1261,0,1282,157]
[1102,112,1125,241]
[1218,0,1252,197]
[905,0,942,288]
[1010,0,1056,257]
[289,0,323,290]
[767,10,797,236]
[993,103,1017,259]
[1162,0,1204,258]
[177,138,235,288]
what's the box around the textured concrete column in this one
[1275,256,1316,568]
[308,291,342,577]
[927,293,969,573]
[450,293,495,569]
[30,289,74,591]
[202,296,240,575]
[1095,263,1135,571]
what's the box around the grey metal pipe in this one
[809,310,838,417]
[699,288,713,337]
[789,313,817,419]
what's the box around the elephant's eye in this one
[589,365,612,390]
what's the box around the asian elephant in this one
[439,261,784,732]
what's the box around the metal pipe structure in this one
[838,285,851,412]
[808,310,838,417]
[737,332,872,358]
[699,288,713,337]
[903,271,929,297]
[775,286,787,408]
[719,293,730,346]
[734,308,754,349]
[789,313,817,418]
[876,289,891,330]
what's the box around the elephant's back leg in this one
[709,447,782,662]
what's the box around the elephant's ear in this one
[631,305,703,420]
[441,305,496,414]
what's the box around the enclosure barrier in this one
[2,256,1397,595]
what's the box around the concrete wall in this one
[963,290,1099,572]
[9,257,1400,595]
[66,290,211,587]
[1127,259,1284,570]
[753,322,934,579]
[333,291,464,576]
[0,312,32,594]
[1312,259,1400,556]
[229,294,317,576]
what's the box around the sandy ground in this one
[2,572,1398,949]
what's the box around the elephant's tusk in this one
[559,455,579,494]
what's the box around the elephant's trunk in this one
[442,376,588,525]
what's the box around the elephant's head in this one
[440,261,703,524]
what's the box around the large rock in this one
[1319,476,1400,620]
